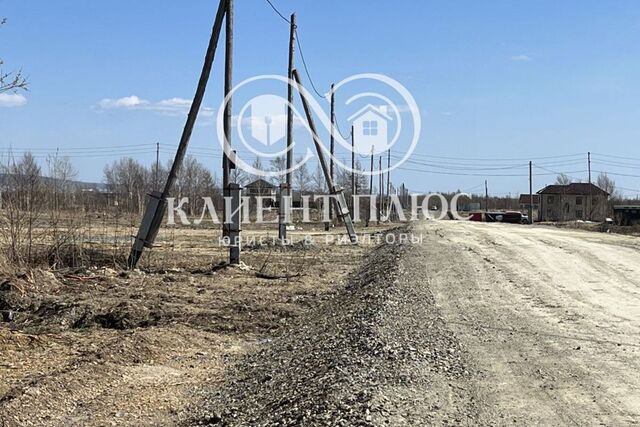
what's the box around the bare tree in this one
[597,172,621,200]
[555,174,571,185]
[174,156,218,215]
[355,159,369,195]
[293,157,311,192]
[311,164,327,193]
[0,19,28,94]
[47,155,78,209]
[269,155,286,186]
[0,152,42,264]
[103,158,147,214]
[230,167,249,186]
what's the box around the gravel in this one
[187,226,478,426]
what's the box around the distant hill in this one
[0,173,109,192]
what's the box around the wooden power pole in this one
[588,151,592,221]
[279,12,296,241]
[378,156,382,225]
[222,0,241,264]
[292,69,357,244]
[386,149,391,219]
[128,0,227,269]
[155,142,160,190]
[485,179,489,212]
[529,161,533,224]
[327,83,335,231]
[351,126,355,211]
[367,148,374,227]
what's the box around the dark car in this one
[485,211,524,224]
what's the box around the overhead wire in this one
[264,0,290,23]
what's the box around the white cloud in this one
[98,95,147,109]
[0,93,27,107]
[96,95,214,117]
[510,54,532,62]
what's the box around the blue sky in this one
[1,0,640,197]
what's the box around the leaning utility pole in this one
[529,161,533,224]
[128,0,227,269]
[279,12,296,242]
[222,0,240,264]
[588,151,592,221]
[292,69,357,243]
[327,83,335,231]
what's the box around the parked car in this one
[486,211,524,224]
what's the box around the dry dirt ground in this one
[0,223,390,426]
[189,221,640,426]
[3,220,640,425]
[418,221,640,425]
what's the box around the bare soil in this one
[0,224,389,426]
[187,221,640,425]
[413,221,640,424]
[3,220,639,426]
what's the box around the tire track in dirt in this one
[417,221,640,425]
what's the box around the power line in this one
[592,170,640,179]
[263,0,290,24]
[592,152,640,162]
[295,29,327,99]
[0,143,157,153]
[332,113,352,140]
[407,152,584,162]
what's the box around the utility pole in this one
[367,147,374,227]
[327,83,335,231]
[378,156,382,225]
[386,149,391,220]
[588,151,592,221]
[279,12,295,242]
[529,161,533,224]
[223,0,240,264]
[485,179,489,212]
[351,126,355,211]
[127,0,227,269]
[292,69,357,243]
[155,142,160,190]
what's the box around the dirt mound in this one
[187,227,475,425]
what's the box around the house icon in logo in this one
[348,104,393,154]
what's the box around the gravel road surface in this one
[192,222,640,425]
[419,221,640,425]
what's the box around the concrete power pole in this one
[279,12,296,242]
[529,161,533,224]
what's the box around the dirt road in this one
[198,222,640,425]
[5,221,638,425]
[415,220,640,425]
